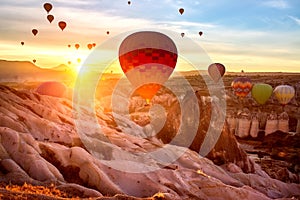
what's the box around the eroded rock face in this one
[0,84,300,199]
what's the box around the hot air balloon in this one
[43,3,52,13]
[32,29,38,36]
[128,1,131,5]
[106,31,110,35]
[179,8,184,15]
[68,44,71,48]
[75,44,80,50]
[33,59,36,63]
[47,14,54,23]
[87,43,93,50]
[181,33,185,37]
[199,31,203,36]
[92,43,96,47]
[231,77,252,98]
[77,58,81,63]
[36,81,67,98]
[119,31,178,104]
[68,61,71,65]
[58,21,67,31]
[208,63,226,83]
[273,85,295,106]
[251,83,273,105]
[21,41,24,46]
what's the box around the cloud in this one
[262,0,290,9]
[288,15,300,25]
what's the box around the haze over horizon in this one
[0,0,300,73]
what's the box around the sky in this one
[0,0,300,72]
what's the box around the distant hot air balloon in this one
[77,58,81,63]
[21,41,24,46]
[106,31,110,35]
[58,21,67,31]
[68,44,71,48]
[231,77,252,98]
[75,43,80,50]
[47,14,54,23]
[33,59,36,63]
[251,83,273,105]
[43,3,53,13]
[181,33,185,37]
[68,61,71,65]
[208,63,226,83]
[32,29,38,36]
[92,43,96,47]
[128,1,131,5]
[199,31,203,36]
[119,31,178,104]
[36,81,67,98]
[87,43,93,50]
[273,85,295,106]
[179,8,184,15]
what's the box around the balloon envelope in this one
[181,33,185,37]
[251,83,273,105]
[119,31,178,102]
[36,81,67,98]
[32,29,38,36]
[273,85,295,105]
[43,3,52,13]
[21,41,24,45]
[231,77,252,98]
[199,31,203,36]
[208,63,225,82]
[75,44,80,49]
[87,43,93,50]
[47,14,54,23]
[58,21,67,31]
[179,8,184,15]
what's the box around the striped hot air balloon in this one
[273,85,295,105]
[231,77,252,98]
[119,31,178,104]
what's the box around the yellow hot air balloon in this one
[273,85,295,106]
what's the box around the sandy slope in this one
[0,84,299,199]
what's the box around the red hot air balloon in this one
[92,43,96,47]
[36,81,67,98]
[87,43,93,50]
[231,77,252,98]
[75,43,80,49]
[32,29,38,36]
[119,31,178,103]
[179,8,184,15]
[58,21,67,31]
[43,3,53,13]
[47,14,54,23]
[208,63,226,83]
[21,41,24,46]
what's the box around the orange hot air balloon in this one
[208,63,226,83]
[179,8,184,15]
[43,3,53,13]
[181,33,185,37]
[87,43,93,50]
[47,14,54,23]
[36,81,67,98]
[199,31,203,36]
[32,29,38,36]
[21,41,24,46]
[67,44,71,48]
[231,77,252,98]
[75,43,80,49]
[119,31,178,103]
[92,43,96,47]
[33,59,36,63]
[58,21,67,31]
